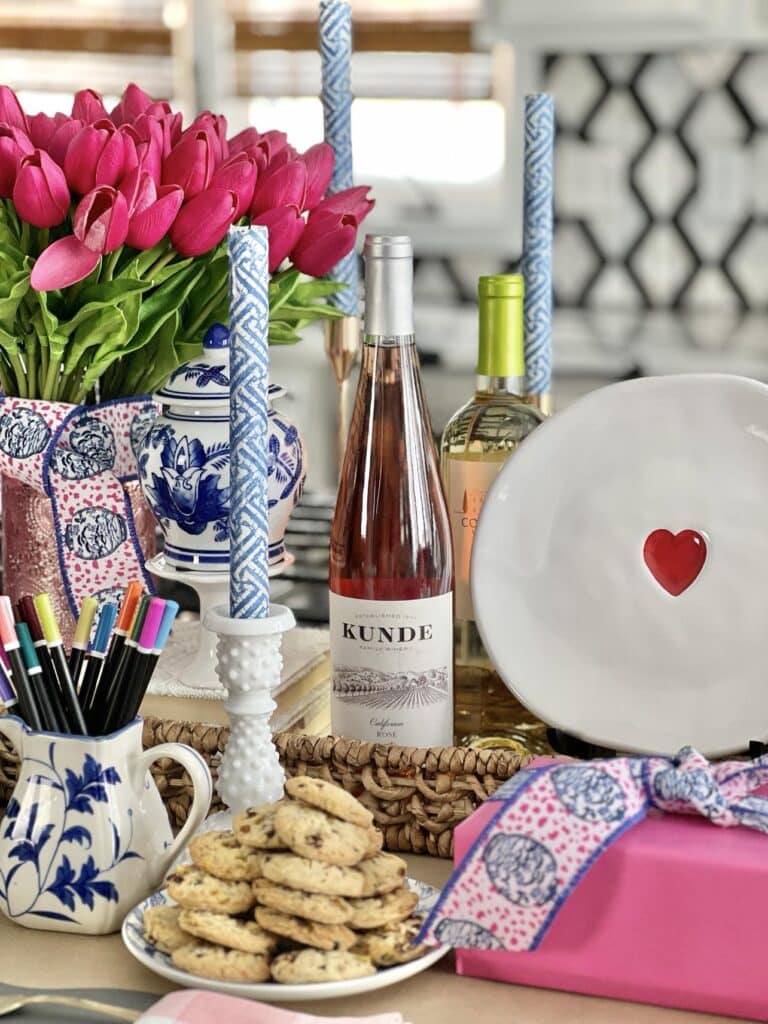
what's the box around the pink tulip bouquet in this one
[0,82,374,403]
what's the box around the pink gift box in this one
[454,761,768,1020]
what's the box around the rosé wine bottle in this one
[329,235,454,747]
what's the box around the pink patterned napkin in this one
[138,990,404,1024]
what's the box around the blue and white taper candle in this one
[522,93,555,397]
[227,225,270,620]
[319,0,358,315]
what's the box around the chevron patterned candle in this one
[522,92,555,397]
[319,0,358,315]
[227,225,270,619]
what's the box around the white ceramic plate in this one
[122,879,448,1002]
[471,373,768,757]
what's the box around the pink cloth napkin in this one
[138,989,404,1024]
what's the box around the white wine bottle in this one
[441,274,545,749]
[329,235,454,747]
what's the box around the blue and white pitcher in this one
[0,717,212,934]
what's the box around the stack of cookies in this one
[143,775,432,985]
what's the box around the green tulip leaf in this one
[77,277,151,308]
[268,321,302,344]
[151,255,196,286]
[59,281,150,338]
[291,278,346,301]
[0,268,30,331]
[269,269,302,314]
[0,325,20,357]
[275,302,346,322]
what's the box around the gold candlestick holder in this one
[324,315,360,472]
[523,392,554,416]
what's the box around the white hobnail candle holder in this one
[204,603,295,813]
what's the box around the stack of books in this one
[140,622,330,735]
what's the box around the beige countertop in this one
[0,854,744,1024]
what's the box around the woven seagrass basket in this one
[0,716,529,858]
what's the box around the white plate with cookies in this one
[121,776,449,1001]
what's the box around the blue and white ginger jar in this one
[137,323,306,572]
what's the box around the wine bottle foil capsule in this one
[363,234,414,338]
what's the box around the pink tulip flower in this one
[111,83,154,126]
[31,185,129,291]
[301,142,334,211]
[252,204,305,272]
[161,129,215,198]
[258,130,288,163]
[228,127,260,157]
[145,100,173,120]
[186,112,228,164]
[0,86,28,134]
[153,111,183,156]
[13,149,70,227]
[74,185,129,253]
[71,89,109,124]
[210,152,258,219]
[314,185,375,221]
[290,208,359,277]
[132,114,164,183]
[47,117,84,167]
[0,125,33,197]
[250,159,307,217]
[125,178,183,249]
[64,119,135,194]
[28,112,64,151]
[169,187,238,257]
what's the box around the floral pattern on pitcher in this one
[0,744,142,925]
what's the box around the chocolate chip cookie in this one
[259,852,366,897]
[251,878,353,924]
[270,948,376,984]
[142,904,189,954]
[233,801,285,850]
[166,864,255,915]
[346,886,419,929]
[177,908,278,955]
[172,941,271,982]
[357,853,408,896]
[274,801,371,866]
[285,777,373,829]
[188,830,263,881]
[255,907,356,951]
[352,916,433,966]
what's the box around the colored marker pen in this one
[16,622,63,732]
[96,594,151,735]
[137,600,179,694]
[101,581,143,688]
[80,602,118,729]
[0,596,41,730]
[106,598,167,732]
[70,596,98,690]
[33,593,87,735]
[19,595,70,731]
[0,656,17,713]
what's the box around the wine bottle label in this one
[329,592,453,747]
[446,458,506,621]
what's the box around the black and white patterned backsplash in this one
[545,51,768,311]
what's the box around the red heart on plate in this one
[643,529,707,596]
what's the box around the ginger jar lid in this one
[155,323,285,408]
[155,323,231,407]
